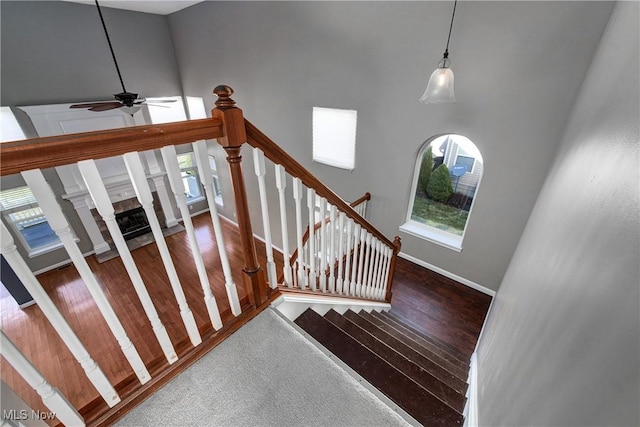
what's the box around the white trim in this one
[31,250,94,276]
[463,352,479,427]
[272,292,391,321]
[398,252,496,297]
[18,300,36,309]
[399,221,463,252]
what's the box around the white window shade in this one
[313,107,357,170]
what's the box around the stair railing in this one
[232,96,401,302]
[0,85,400,425]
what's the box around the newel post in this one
[212,85,267,307]
[385,236,402,302]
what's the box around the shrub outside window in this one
[400,134,484,251]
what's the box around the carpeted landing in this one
[116,308,410,427]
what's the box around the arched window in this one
[400,134,484,251]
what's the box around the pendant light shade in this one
[420,56,456,104]
[420,0,458,104]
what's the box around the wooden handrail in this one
[350,192,371,207]
[244,119,394,249]
[0,118,223,176]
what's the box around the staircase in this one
[294,308,470,426]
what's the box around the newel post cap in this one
[214,85,236,109]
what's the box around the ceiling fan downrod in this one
[94,0,137,106]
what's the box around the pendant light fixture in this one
[420,0,458,104]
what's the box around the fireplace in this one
[115,207,151,241]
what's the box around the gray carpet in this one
[116,308,410,427]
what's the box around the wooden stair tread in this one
[367,310,470,377]
[343,310,467,394]
[324,310,466,413]
[294,309,463,426]
[386,310,470,362]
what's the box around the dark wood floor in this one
[1,213,491,425]
[389,258,492,359]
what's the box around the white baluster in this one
[21,169,150,384]
[340,216,353,295]
[307,188,317,291]
[369,239,382,298]
[380,246,393,300]
[161,145,223,330]
[361,233,373,297]
[293,178,306,289]
[275,165,293,288]
[328,205,337,293]
[0,332,85,427]
[192,141,241,316]
[77,160,178,364]
[336,212,346,294]
[123,152,202,345]
[355,227,367,297]
[252,148,277,288]
[0,223,120,407]
[318,198,327,292]
[350,224,361,296]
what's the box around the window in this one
[176,152,204,203]
[312,107,357,170]
[400,134,484,252]
[207,155,224,206]
[0,186,63,257]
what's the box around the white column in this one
[144,151,179,228]
[252,148,277,288]
[21,169,150,385]
[0,223,120,408]
[161,145,222,330]
[68,197,110,254]
[275,165,293,288]
[336,212,346,294]
[192,140,241,316]
[0,332,85,427]
[77,160,178,364]
[355,228,367,297]
[123,152,202,346]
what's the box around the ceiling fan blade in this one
[88,103,124,112]
[70,101,122,109]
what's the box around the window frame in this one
[399,134,484,252]
[0,186,65,257]
[176,152,206,205]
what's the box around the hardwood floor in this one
[1,212,491,426]
[390,257,493,359]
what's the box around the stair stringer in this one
[271,292,391,321]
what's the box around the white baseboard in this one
[464,352,479,427]
[398,252,496,297]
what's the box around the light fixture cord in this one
[443,0,458,58]
[95,0,127,93]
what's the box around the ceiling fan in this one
[70,0,175,114]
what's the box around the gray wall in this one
[0,1,183,271]
[168,1,613,291]
[476,2,639,425]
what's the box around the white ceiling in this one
[62,0,204,15]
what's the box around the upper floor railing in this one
[0,85,400,426]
